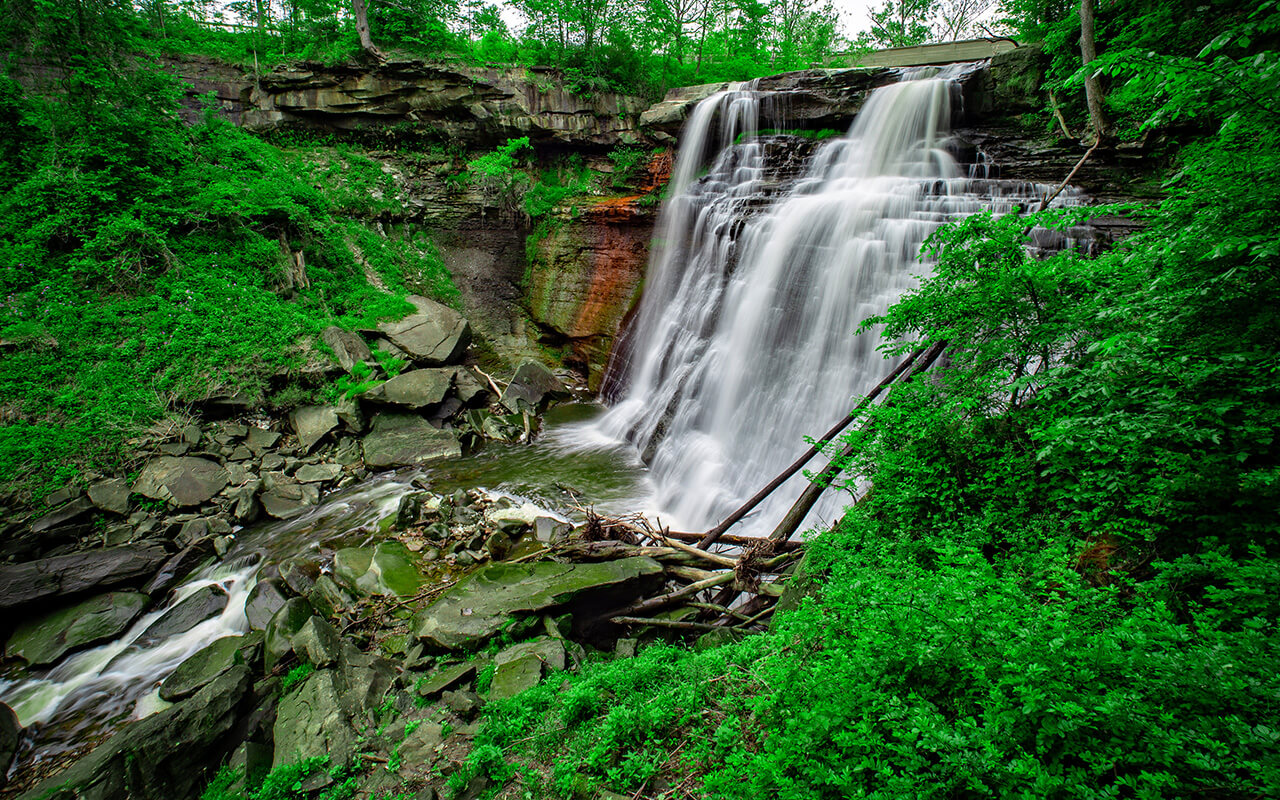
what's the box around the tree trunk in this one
[1078,0,1109,143]
[351,0,385,61]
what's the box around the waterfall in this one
[576,65,1080,537]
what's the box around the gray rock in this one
[272,669,357,770]
[181,424,202,445]
[398,721,445,767]
[17,667,252,800]
[442,688,482,718]
[335,397,365,433]
[321,326,373,373]
[141,538,215,595]
[292,616,342,667]
[291,405,340,452]
[279,559,319,596]
[413,557,664,651]
[132,457,229,507]
[260,453,286,472]
[260,488,314,520]
[366,368,456,409]
[377,295,471,366]
[264,597,315,671]
[0,543,169,611]
[295,463,342,483]
[489,638,565,700]
[245,579,289,631]
[176,518,208,545]
[415,661,477,699]
[132,585,228,648]
[30,495,94,533]
[453,369,489,405]
[500,360,566,413]
[158,635,245,701]
[87,480,130,515]
[0,702,18,789]
[246,426,281,453]
[307,574,355,619]
[7,592,149,666]
[362,413,462,469]
[158,441,190,456]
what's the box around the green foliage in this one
[279,662,315,694]
[0,11,456,501]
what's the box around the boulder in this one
[413,557,664,651]
[272,669,357,770]
[158,635,245,701]
[333,541,422,597]
[260,485,317,520]
[31,495,95,533]
[142,538,215,596]
[6,592,149,666]
[362,413,462,469]
[0,702,18,789]
[87,479,131,515]
[489,637,566,700]
[0,542,169,611]
[132,585,229,649]
[17,666,252,800]
[499,360,566,413]
[132,457,229,507]
[292,616,343,668]
[291,405,341,452]
[321,326,373,373]
[264,597,315,671]
[396,721,445,767]
[245,579,289,631]
[376,295,471,366]
[365,368,455,409]
[307,574,355,619]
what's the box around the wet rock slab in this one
[413,557,664,650]
[0,542,169,611]
[362,413,462,469]
[7,591,149,666]
[132,456,229,507]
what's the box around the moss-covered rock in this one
[7,592,148,666]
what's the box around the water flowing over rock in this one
[585,65,1083,536]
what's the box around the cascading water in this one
[576,64,1081,537]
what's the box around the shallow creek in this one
[0,403,648,771]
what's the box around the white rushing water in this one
[571,64,1081,537]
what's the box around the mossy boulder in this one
[158,635,246,701]
[333,541,423,597]
[413,557,664,651]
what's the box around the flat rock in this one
[413,557,664,651]
[260,488,316,519]
[292,616,343,668]
[490,638,565,700]
[7,592,149,666]
[291,405,341,452]
[87,479,130,515]
[362,413,461,469]
[246,426,282,453]
[158,635,245,702]
[366,368,456,409]
[295,463,342,483]
[132,457,229,507]
[0,543,169,611]
[333,541,422,597]
[17,666,251,800]
[499,361,565,413]
[414,661,476,698]
[132,585,229,649]
[30,495,94,533]
[321,326,373,373]
[377,295,471,366]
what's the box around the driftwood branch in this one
[698,345,930,548]
[1037,139,1099,213]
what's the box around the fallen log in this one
[767,340,948,544]
[698,344,930,549]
